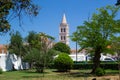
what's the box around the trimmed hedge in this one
[48,61,119,70]
[73,62,119,70]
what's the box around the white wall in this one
[0,54,7,71]
[0,53,29,71]
[69,54,86,61]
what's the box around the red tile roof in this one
[0,45,7,54]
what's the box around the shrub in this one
[54,53,73,72]
[95,67,105,76]
[73,63,93,69]
[0,68,3,74]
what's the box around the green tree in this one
[25,31,40,49]
[111,37,120,60]
[24,48,57,73]
[9,31,25,57]
[38,32,55,72]
[24,32,55,73]
[71,5,120,74]
[53,42,71,54]
[111,35,120,75]
[110,20,120,59]
[24,31,41,68]
[0,0,39,32]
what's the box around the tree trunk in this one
[29,62,32,69]
[91,48,101,74]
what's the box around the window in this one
[64,36,66,40]
[61,28,63,32]
[61,36,63,40]
[64,28,66,32]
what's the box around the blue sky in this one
[0,0,119,49]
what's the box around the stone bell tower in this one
[59,13,69,45]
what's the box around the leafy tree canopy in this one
[9,31,25,57]
[53,42,71,54]
[24,32,55,72]
[25,31,40,49]
[71,5,120,73]
[0,0,39,32]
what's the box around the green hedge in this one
[73,62,119,70]
[73,63,93,69]
[49,61,119,70]
[100,63,118,70]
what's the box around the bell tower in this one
[59,13,69,45]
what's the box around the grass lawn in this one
[0,69,119,80]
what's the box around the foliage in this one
[95,67,105,76]
[72,62,118,70]
[53,42,71,54]
[71,5,120,73]
[111,36,120,60]
[24,48,44,73]
[24,48,57,73]
[9,31,25,57]
[25,31,40,49]
[24,32,55,73]
[54,53,73,72]
[0,0,39,33]
[0,68,3,74]
[46,49,59,64]
[38,32,55,51]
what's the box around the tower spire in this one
[61,13,67,23]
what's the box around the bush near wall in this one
[53,53,73,72]
[73,61,119,70]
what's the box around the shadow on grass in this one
[22,76,43,78]
[52,70,93,78]
[21,69,49,74]
[21,70,37,74]
[21,70,50,79]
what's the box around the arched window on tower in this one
[64,36,66,40]
[64,28,66,32]
[61,28,63,32]
[61,36,63,40]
